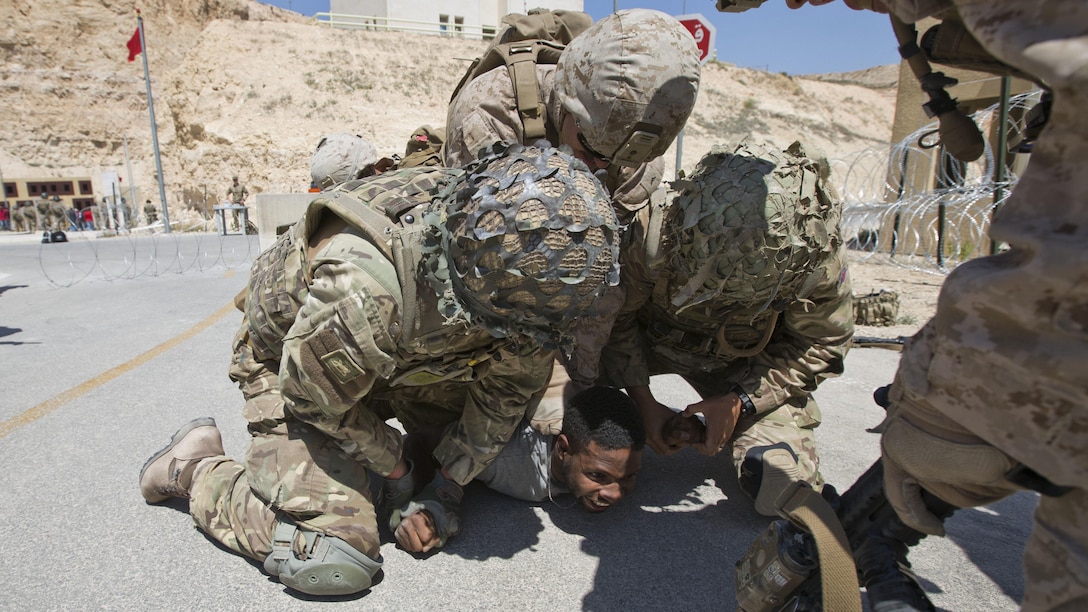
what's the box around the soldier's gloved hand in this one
[394,510,441,553]
[881,388,1019,536]
[681,393,742,457]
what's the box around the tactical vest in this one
[449,9,591,140]
[245,168,458,360]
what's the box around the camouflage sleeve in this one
[597,207,657,389]
[741,246,855,414]
[433,344,555,485]
[277,231,404,475]
[445,67,525,168]
[228,320,286,429]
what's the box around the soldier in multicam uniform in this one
[138,143,620,597]
[764,0,1087,609]
[597,142,854,516]
[445,8,702,424]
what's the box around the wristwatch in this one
[731,384,757,419]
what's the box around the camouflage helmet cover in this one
[554,9,701,168]
[425,142,620,347]
[662,141,841,313]
[310,133,379,190]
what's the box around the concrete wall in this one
[253,192,318,251]
[330,0,584,37]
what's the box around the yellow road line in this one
[0,300,238,440]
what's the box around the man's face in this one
[559,114,611,172]
[557,436,642,513]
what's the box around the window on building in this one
[454,16,464,36]
[483,25,496,41]
[79,181,92,195]
[439,14,449,35]
[2,183,14,197]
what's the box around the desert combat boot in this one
[140,417,224,503]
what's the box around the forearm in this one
[433,349,554,485]
[741,254,854,414]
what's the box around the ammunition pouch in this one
[920,20,1032,81]
[853,290,899,327]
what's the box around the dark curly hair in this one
[562,386,645,452]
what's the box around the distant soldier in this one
[226,175,249,230]
[143,199,158,225]
[12,203,32,232]
[49,196,67,231]
[35,192,51,231]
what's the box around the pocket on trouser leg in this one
[188,457,278,561]
[245,425,381,559]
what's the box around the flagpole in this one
[136,11,171,233]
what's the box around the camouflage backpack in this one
[398,125,446,169]
[853,290,900,326]
[449,8,592,140]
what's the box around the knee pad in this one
[739,443,803,517]
[263,520,383,596]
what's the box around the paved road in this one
[0,231,1032,610]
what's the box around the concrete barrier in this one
[253,193,317,251]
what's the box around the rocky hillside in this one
[0,0,899,212]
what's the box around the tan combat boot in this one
[140,417,225,503]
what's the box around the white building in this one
[327,0,585,39]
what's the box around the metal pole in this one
[137,13,171,233]
[123,134,139,225]
[990,76,1011,255]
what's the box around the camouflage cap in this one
[663,141,841,312]
[554,9,701,168]
[310,133,379,190]
[424,142,620,348]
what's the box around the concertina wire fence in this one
[34,90,1043,288]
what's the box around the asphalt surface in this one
[0,230,1033,610]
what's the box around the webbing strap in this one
[777,482,862,612]
[506,44,546,140]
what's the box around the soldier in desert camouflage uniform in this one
[445,8,702,423]
[771,1,1087,609]
[138,143,620,597]
[226,175,249,230]
[597,142,854,516]
[34,192,51,231]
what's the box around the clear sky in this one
[261,0,901,75]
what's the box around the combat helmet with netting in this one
[423,142,621,348]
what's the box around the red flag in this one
[126,28,142,62]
